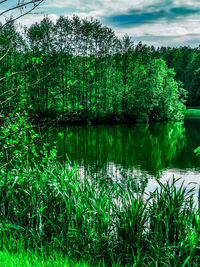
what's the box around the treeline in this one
[153,46,200,106]
[0,15,194,123]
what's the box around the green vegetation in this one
[184,108,200,116]
[1,152,200,266]
[54,121,186,176]
[159,47,200,106]
[0,250,91,267]
[0,17,187,123]
[1,5,200,267]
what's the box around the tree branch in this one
[0,47,10,61]
[0,0,7,5]
[0,71,28,83]
[0,0,43,16]
[0,72,51,104]
[0,0,45,30]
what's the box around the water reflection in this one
[39,120,200,184]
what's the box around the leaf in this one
[58,132,64,137]
[182,256,190,267]
[39,206,47,213]
[194,147,200,156]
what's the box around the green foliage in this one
[190,68,200,105]
[0,250,92,267]
[0,110,40,169]
[194,146,200,156]
[129,58,186,121]
[157,46,200,106]
[1,159,200,266]
[53,122,186,177]
[0,16,186,123]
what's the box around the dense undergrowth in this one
[1,154,200,266]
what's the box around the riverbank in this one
[1,155,200,266]
[29,111,185,126]
[29,112,137,126]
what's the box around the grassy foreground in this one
[0,250,91,267]
[1,156,200,266]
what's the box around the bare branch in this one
[0,47,10,61]
[0,0,43,16]
[0,0,45,30]
[0,1,7,5]
[0,71,28,82]
[0,85,21,105]
[0,72,51,104]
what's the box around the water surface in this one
[41,118,200,193]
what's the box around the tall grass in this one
[1,156,200,266]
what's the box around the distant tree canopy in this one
[156,46,200,106]
[0,16,190,123]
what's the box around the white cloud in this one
[174,0,200,8]
[2,0,200,46]
[114,16,200,38]
[44,0,159,14]
[17,13,58,28]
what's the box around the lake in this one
[40,117,200,194]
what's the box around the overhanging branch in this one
[0,0,45,30]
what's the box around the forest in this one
[1,15,197,123]
[2,12,200,267]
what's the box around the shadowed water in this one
[41,118,200,193]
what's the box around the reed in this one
[1,157,200,266]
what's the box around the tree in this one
[157,46,194,106]
[0,14,187,123]
[0,0,46,170]
[189,67,200,105]
[130,58,186,122]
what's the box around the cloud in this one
[170,7,199,16]
[43,0,158,15]
[106,3,200,27]
[2,0,200,47]
[109,15,200,47]
[131,33,200,47]
[107,10,166,26]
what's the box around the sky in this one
[2,0,200,47]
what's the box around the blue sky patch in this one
[107,5,200,27]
